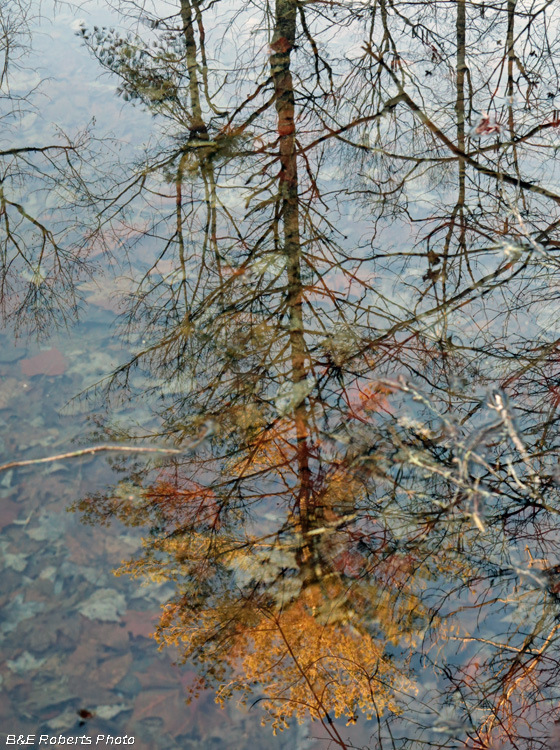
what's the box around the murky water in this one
[3,0,560,748]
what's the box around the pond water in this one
[3,0,560,748]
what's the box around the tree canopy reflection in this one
[8,0,560,745]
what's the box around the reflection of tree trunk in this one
[270,0,315,553]
[506,0,525,205]
[178,1,221,295]
[506,0,516,132]
[438,0,468,313]
[456,0,466,154]
[455,0,467,264]
[180,0,208,138]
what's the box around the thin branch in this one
[0,445,181,474]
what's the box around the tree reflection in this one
[12,0,560,746]
[0,1,122,334]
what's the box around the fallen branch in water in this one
[0,445,182,474]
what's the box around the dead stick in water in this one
[0,445,182,474]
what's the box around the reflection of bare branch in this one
[364,44,560,205]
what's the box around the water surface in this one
[3,0,560,748]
